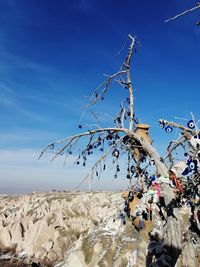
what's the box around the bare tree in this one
[39,35,168,178]
[39,35,199,266]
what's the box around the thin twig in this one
[115,37,129,56]
[79,71,126,121]
[38,127,126,160]
[164,135,187,163]
[75,138,123,189]
[165,4,200,22]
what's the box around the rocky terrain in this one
[0,191,138,267]
[0,191,199,267]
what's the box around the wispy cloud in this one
[0,128,61,147]
[0,84,16,107]
[0,83,48,122]
[0,51,53,73]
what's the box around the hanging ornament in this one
[182,167,190,176]
[50,144,54,150]
[165,125,173,133]
[117,117,121,124]
[112,149,120,158]
[116,165,120,172]
[115,134,120,140]
[189,161,196,170]
[88,145,93,150]
[130,165,135,173]
[106,133,113,140]
[159,121,165,129]
[127,174,131,179]
[187,120,195,129]
[128,191,134,202]
[188,159,198,171]
[123,135,130,144]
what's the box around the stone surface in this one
[0,191,199,267]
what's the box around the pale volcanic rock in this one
[0,191,197,267]
[0,191,125,266]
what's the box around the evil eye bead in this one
[49,144,54,150]
[193,133,200,139]
[128,191,134,202]
[130,165,135,173]
[159,121,165,129]
[187,120,195,129]
[150,175,156,182]
[189,159,197,171]
[165,125,173,133]
[189,161,196,170]
[112,149,119,158]
[182,167,190,176]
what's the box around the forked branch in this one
[80,34,137,131]
[39,35,169,188]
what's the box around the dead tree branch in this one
[38,127,125,160]
[165,3,200,22]
[40,35,169,184]
[80,34,137,131]
[159,119,197,134]
[75,137,123,189]
[164,135,188,166]
[125,34,135,131]
[80,71,126,121]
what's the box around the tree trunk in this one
[131,133,183,266]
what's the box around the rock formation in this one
[0,191,199,267]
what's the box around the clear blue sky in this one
[0,0,199,193]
